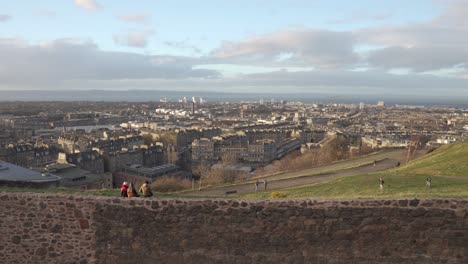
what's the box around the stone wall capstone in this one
[0,193,467,264]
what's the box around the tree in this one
[159,131,177,146]
[142,134,154,146]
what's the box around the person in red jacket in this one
[120,181,128,197]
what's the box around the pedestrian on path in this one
[263,180,268,191]
[255,180,259,192]
[426,176,432,188]
[379,177,385,191]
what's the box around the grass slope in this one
[392,141,468,177]
[242,141,468,199]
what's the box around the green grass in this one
[241,141,468,199]
[241,174,468,199]
[393,141,468,176]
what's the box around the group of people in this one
[378,176,432,191]
[255,179,268,192]
[120,181,153,198]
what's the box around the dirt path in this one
[182,158,400,197]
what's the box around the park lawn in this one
[241,173,468,199]
[392,141,468,177]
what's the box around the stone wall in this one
[1,193,467,264]
[0,193,96,263]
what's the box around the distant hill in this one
[395,141,468,177]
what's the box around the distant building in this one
[191,139,216,162]
[244,129,290,143]
[58,132,144,154]
[175,128,222,147]
[98,145,163,173]
[377,101,385,107]
[46,163,112,189]
[192,136,281,164]
[0,144,57,168]
[301,143,321,153]
[247,140,277,163]
[122,164,183,179]
[0,161,61,188]
[57,150,105,174]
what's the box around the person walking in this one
[255,180,259,192]
[139,181,153,197]
[426,176,432,188]
[120,181,128,197]
[379,177,385,191]
[263,180,268,191]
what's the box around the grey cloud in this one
[357,1,468,72]
[0,39,220,88]
[0,14,12,22]
[366,45,468,72]
[212,29,359,69]
[50,69,468,98]
[241,70,468,94]
[165,40,202,54]
[208,1,468,73]
[117,13,151,24]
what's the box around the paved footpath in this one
[183,152,404,197]
[256,149,408,181]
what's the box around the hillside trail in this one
[183,154,403,197]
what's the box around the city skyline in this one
[1,0,467,99]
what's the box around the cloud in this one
[207,1,468,73]
[239,69,468,94]
[366,45,468,72]
[51,69,468,101]
[2,0,468,98]
[113,30,154,48]
[0,38,220,89]
[117,13,151,24]
[212,29,359,69]
[0,37,464,98]
[74,0,100,11]
[165,40,202,54]
[356,1,468,72]
[0,14,12,22]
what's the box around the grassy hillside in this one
[242,141,468,199]
[392,141,468,176]
[242,174,468,199]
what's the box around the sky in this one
[0,0,467,98]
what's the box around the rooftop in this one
[0,161,61,183]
